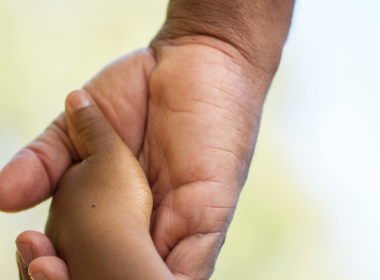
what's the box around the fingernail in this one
[30,273,48,280]
[68,90,92,110]
[16,243,34,267]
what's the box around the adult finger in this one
[151,183,232,280]
[0,114,77,212]
[0,50,156,213]
[166,233,225,280]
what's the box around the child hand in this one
[30,90,173,280]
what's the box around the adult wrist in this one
[151,0,295,76]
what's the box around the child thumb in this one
[65,90,126,157]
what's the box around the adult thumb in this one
[65,90,126,158]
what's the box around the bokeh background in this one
[1,0,379,279]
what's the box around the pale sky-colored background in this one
[1,0,379,279]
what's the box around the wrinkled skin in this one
[2,36,271,279]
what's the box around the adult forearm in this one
[152,0,295,75]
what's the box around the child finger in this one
[65,90,133,158]
[15,231,58,280]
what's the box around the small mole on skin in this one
[92,204,95,207]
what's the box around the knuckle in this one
[74,109,108,140]
[76,114,105,136]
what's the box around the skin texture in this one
[4,0,295,279]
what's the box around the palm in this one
[1,41,263,280]
[142,43,261,278]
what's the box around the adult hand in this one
[11,41,257,280]
[3,0,295,279]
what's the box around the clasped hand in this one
[1,39,265,280]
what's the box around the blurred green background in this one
[1,0,379,279]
